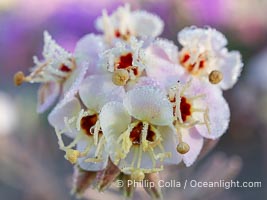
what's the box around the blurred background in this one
[0,0,266,199]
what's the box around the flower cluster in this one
[14,4,243,198]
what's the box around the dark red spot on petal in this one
[180,97,191,121]
[117,53,133,70]
[171,96,192,121]
[80,115,98,137]
[181,53,190,63]
[131,66,139,76]
[187,63,196,72]
[114,29,131,40]
[115,30,121,38]
[60,64,72,72]
[199,60,205,69]
[130,123,155,145]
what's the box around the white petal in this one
[178,26,227,50]
[193,82,230,139]
[180,127,204,167]
[112,125,181,173]
[123,86,173,126]
[74,34,107,75]
[145,54,185,90]
[99,101,131,139]
[219,51,243,90]
[48,97,81,138]
[62,60,88,97]
[126,77,164,92]
[157,126,182,165]
[116,146,157,174]
[132,10,164,38]
[79,74,125,112]
[37,82,60,113]
[147,38,178,63]
[43,31,72,66]
[77,139,108,171]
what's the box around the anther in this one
[14,71,26,86]
[209,70,223,84]
[176,142,190,154]
[112,69,130,86]
[65,149,80,164]
[131,170,145,182]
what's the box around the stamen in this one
[79,144,92,157]
[187,94,206,100]
[84,136,105,163]
[112,69,129,86]
[209,70,223,84]
[76,109,85,131]
[66,133,83,149]
[94,136,105,160]
[93,120,101,145]
[175,89,183,123]
[14,71,26,86]
[55,127,65,149]
[65,149,80,164]
[204,107,211,133]
[131,170,145,182]
[141,122,149,151]
[176,142,190,154]
[157,143,171,161]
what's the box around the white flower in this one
[177,26,243,90]
[14,31,89,113]
[95,4,163,42]
[100,37,146,86]
[48,74,125,171]
[168,79,230,166]
[99,86,180,179]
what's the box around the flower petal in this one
[178,26,227,51]
[123,86,173,126]
[145,56,185,90]
[77,139,108,171]
[63,60,88,98]
[146,38,178,63]
[79,75,125,112]
[156,126,182,165]
[99,101,131,139]
[48,97,81,138]
[37,82,60,113]
[219,51,243,90]
[132,10,164,38]
[192,82,230,139]
[180,127,204,167]
[74,34,107,75]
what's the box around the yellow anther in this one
[209,70,223,84]
[65,149,80,164]
[112,69,129,86]
[131,170,145,182]
[14,71,26,86]
[176,142,190,154]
